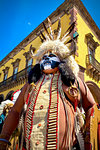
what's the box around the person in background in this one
[0,103,13,134]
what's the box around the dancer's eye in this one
[49,53,56,57]
[42,55,48,60]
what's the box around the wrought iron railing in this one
[0,65,33,87]
[86,54,100,72]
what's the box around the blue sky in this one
[0,0,100,61]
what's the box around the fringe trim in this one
[25,75,45,150]
[46,73,60,150]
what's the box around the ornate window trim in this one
[11,58,21,68]
[11,58,21,71]
[11,58,21,79]
[85,33,100,81]
[23,45,35,68]
[2,67,9,80]
[23,51,32,67]
[85,33,99,54]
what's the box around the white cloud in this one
[28,22,31,26]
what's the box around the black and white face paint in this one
[40,53,60,71]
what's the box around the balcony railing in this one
[86,54,100,80]
[0,65,33,88]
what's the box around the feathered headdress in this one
[31,17,79,77]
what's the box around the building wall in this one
[76,13,100,87]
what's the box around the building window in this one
[88,48,94,56]
[13,67,18,80]
[23,48,35,73]
[85,33,100,81]
[11,58,21,80]
[88,47,95,65]
[85,33,99,66]
[4,73,8,80]
[27,58,33,66]
[27,58,33,73]
[2,67,9,84]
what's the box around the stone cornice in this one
[0,0,99,67]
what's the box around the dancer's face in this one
[40,53,60,74]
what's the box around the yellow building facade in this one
[0,0,100,104]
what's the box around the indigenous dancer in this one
[0,18,96,150]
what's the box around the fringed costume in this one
[25,72,77,150]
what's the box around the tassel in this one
[75,111,85,150]
[74,99,78,112]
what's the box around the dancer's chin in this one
[43,67,59,74]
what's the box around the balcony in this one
[86,54,100,81]
[0,65,33,92]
